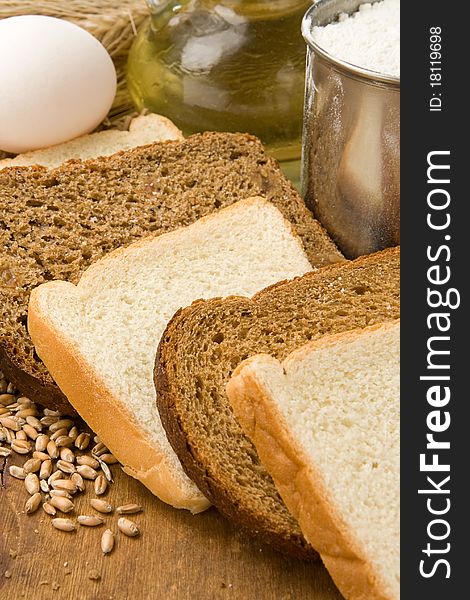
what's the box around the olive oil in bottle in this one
[127,0,310,185]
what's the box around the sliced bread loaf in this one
[0,131,343,414]
[0,114,183,169]
[226,321,400,600]
[155,247,399,557]
[28,197,313,513]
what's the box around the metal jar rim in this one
[302,0,400,88]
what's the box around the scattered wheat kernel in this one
[77,515,104,527]
[90,499,113,514]
[101,529,115,555]
[117,517,140,537]
[116,503,143,515]
[51,518,76,532]
[25,493,42,514]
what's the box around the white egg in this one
[0,15,117,153]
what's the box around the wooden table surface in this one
[1,451,344,600]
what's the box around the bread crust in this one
[28,281,210,513]
[0,344,76,415]
[155,313,317,559]
[226,322,400,600]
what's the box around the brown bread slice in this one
[155,247,400,559]
[0,132,342,414]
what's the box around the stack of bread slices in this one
[1,114,400,600]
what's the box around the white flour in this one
[312,0,400,77]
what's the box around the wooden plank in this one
[1,453,343,600]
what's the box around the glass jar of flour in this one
[127,0,311,186]
[301,0,400,258]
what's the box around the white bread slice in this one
[227,321,400,600]
[0,114,183,169]
[28,197,313,513]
